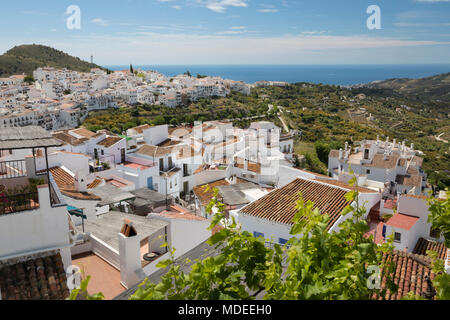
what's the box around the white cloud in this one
[40,33,450,65]
[414,0,450,2]
[301,31,326,35]
[91,18,109,27]
[258,9,278,13]
[197,0,248,13]
[172,5,182,9]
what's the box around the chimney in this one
[344,142,348,152]
[118,219,142,289]
[393,139,396,147]
[74,172,87,193]
[411,143,414,150]
[339,148,343,160]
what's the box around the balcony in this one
[0,191,39,215]
[0,126,66,216]
[0,159,27,179]
[0,174,64,216]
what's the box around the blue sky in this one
[0,0,449,65]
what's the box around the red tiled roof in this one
[396,174,422,187]
[234,157,262,174]
[130,124,151,134]
[47,167,100,201]
[193,178,247,206]
[88,178,103,189]
[70,128,96,139]
[413,238,447,260]
[52,131,87,146]
[376,251,435,300]
[240,178,351,229]
[0,252,70,300]
[386,213,419,230]
[364,154,399,169]
[97,136,123,148]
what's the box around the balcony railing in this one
[0,192,39,215]
[0,160,27,179]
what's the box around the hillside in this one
[0,44,106,77]
[82,82,450,189]
[355,72,450,104]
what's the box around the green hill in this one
[0,44,107,77]
[359,72,450,103]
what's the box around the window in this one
[394,232,401,243]
[366,169,371,174]
[279,238,288,245]
[253,232,264,238]
[430,228,440,239]
[101,150,104,156]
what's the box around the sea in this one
[104,64,450,86]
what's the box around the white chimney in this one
[339,148,343,159]
[344,142,348,152]
[118,220,142,289]
[74,172,87,193]
[393,139,396,147]
[411,143,414,150]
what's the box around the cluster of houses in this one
[0,118,448,300]
[0,67,252,131]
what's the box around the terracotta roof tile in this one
[45,167,100,201]
[88,178,103,189]
[70,128,96,139]
[97,136,123,148]
[412,238,447,260]
[193,178,246,206]
[364,154,399,169]
[0,252,70,300]
[396,174,422,187]
[376,251,436,300]
[240,178,351,229]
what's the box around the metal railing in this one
[0,160,26,179]
[0,192,39,215]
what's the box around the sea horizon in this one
[104,64,450,86]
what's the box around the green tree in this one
[427,190,450,248]
[24,75,35,84]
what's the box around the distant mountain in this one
[0,44,107,77]
[356,72,450,103]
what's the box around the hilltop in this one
[353,72,450,103]
[0,44,106,77]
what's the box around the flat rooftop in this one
[72,252,124,300]
[78,211,169,251]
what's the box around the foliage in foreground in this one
[130,183,398,300]
[70,188,450,300]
